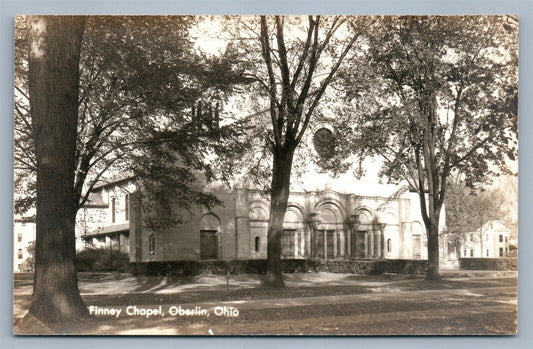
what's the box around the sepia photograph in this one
[12,14,518,336]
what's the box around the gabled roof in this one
[92,172,135,190]
[467,220,509,234]
[83,190,108,208]
[483,220,509,233]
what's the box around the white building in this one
[77,176,135,254]
[13,215,36,272]
[461,220,511,258]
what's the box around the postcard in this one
[13,15,518,335]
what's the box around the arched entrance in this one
[199,213,221,260]
[282,206,304,259]
[351,209,373,259]
[315,202,344,259]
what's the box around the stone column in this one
[234,187,250,260]
[128,191,145,274]
[380,224,386,258]
[345,230,350,259]
[369,230,374,258]
[364,232,369,258]
[305,229,311,257]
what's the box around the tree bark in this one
[424,204,442,280]
[416,187,442,280]
[24,16,88,328]
[425,221,441,280]
[264,147,294,288]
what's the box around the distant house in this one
[13,215,36,272]
[77,176,135,254]
[461,220,511,258]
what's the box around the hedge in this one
[459,258,517,271]
[77,248,130,272]
[129,259,428,276]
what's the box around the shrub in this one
[129,259,428,276]
[77,248,130,272]
[459,258,517,271]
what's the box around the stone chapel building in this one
[79,125,452,267]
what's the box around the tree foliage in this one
[220,15,374,287]
[14,16,248,221]
[335,16,518,279]
[444,180,507,255]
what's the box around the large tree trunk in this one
[425,212,441,280]
[23,16,87,329]
[264,148,294,288]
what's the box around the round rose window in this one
[313,128,336,158]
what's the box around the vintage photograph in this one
[13,15,518,335]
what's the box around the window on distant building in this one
[125,194,129,221]
[255,236,260,252]
[505,236,508,243]
[499,234,503,242]
[17,249,22,259]
[111,197,116,223]
[464,249,467,257]
[17,234,22,243]
[470,234,473,241]
[282,230,296,258]
[149,234,155,255]
[470,249,473,257]
[387,239,392,253]
[499,247,504,257]
[200,231,217,259]
[486,249,489,257]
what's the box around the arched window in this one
[17,249,23,259]
[499,234,503,242]
[387,239,392,253]
[255,236,260,252]
[149,234,155,255]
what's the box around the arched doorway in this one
[282,206,304,259]
[316,202,344,259]
[411,221,423,259]
[199,213,221,260]
[351,209,373,259]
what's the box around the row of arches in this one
[189,203,425,261]
[249,200,399,226]
[249,200,400,260]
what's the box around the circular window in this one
[313,128,336,158]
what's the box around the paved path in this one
[143,285,516,312]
